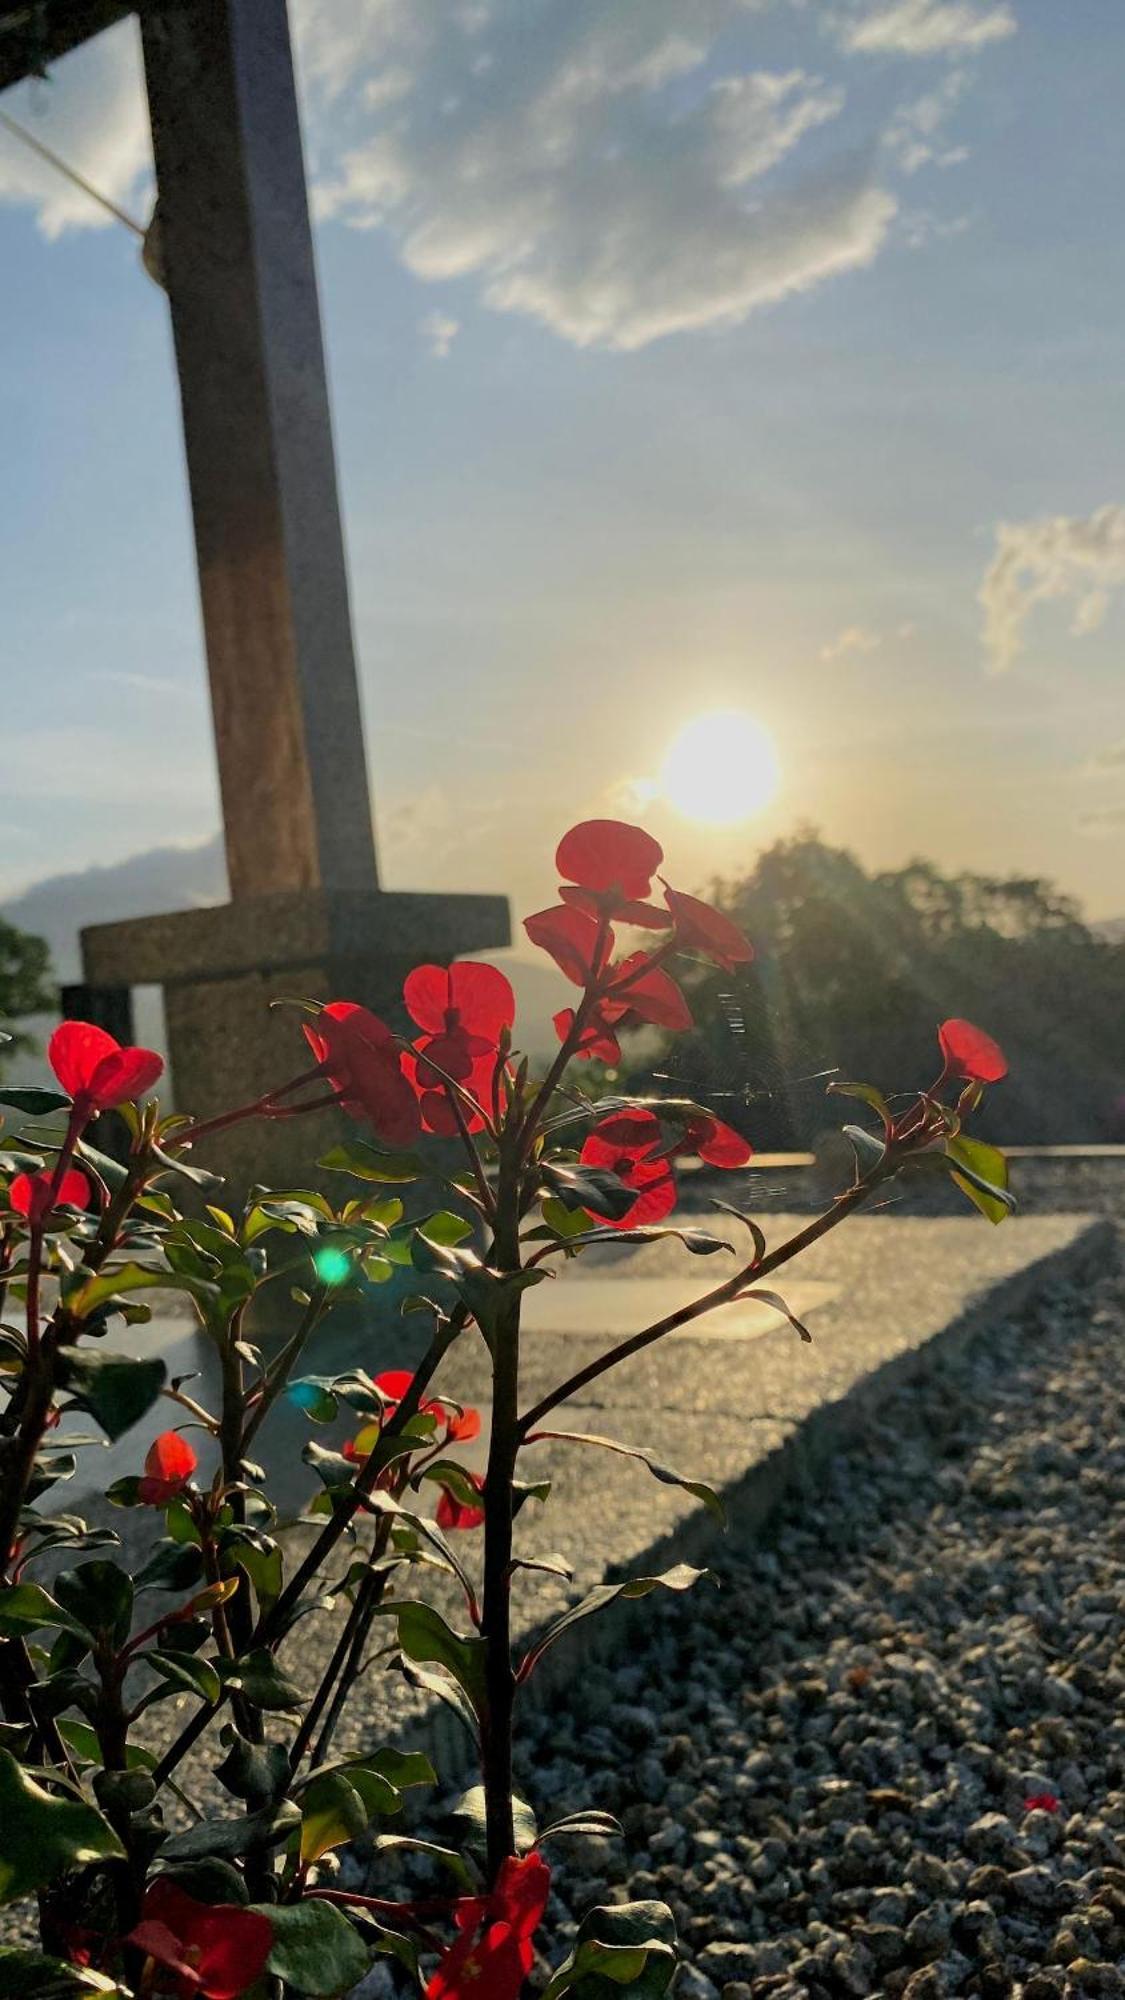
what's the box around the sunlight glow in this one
[658,710,780,826]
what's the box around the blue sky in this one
[1,0,1123,942]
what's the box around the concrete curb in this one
[419,1215,1117,1782]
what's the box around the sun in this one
[658,710,780,826]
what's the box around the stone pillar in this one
[139,0,378,899]
[82,892,510,1189]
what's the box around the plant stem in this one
[517,1174,882,1434]
[478,1148,524,1883]
[290,1517,393,1774]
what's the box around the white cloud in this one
[819,619,916,661]
[820,624,881,661]
[1,0,1012,355]
[838,1,1017,57]
[303,2,898,350]
[0,20,151,238]
[420,309,460,357]
[979,504,1125,672]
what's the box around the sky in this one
[1,0,1124,974]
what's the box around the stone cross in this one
[1,0,509,1181]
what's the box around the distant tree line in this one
[633,833,1125,1148]
[0,916,54,1070]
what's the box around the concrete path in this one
[53,1209,1114,1788]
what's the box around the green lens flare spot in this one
[314,1246,351,1287]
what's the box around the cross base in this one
[79,889,511,1189]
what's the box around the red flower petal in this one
[435,1474,486,1531]
[1023,1792,1061,1815]
[582,1110,663,1166]
[306,1002,421,1146]
[607,954,693,1031]
[444,1404,482,1443]
[524,905,613,986]
[86,1046,164,1111]
[556,820,663,899]
[49,1021,163,1111]
[449,962,515,1040]
[374,1370,415,1407]
[141,1430,197,1505]
[559,885,671,929]
[580,1114,676,1227]
[937,1018,1007,1085]
[662,885,754,971]
[8,1168,90,1225]
[130,1880,273,2000]
[404,962,515,1045]
[424,1854,549,2000]
[402,964,452,1035]
[48,1021,119,1098]
[553,1006,624,1065]
[683,1114,753,1169]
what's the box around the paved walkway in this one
[57,1209,1111,1788]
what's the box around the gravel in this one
[501,1254,1125,1998]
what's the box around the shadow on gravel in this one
[511,1254,1125,2000]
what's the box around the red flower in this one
[138,1432,198,1507]
[524,905,614,986]
[581,1111,677,1228]
[49,1022,163,1118]
[425,1852,550,2000]
[8,1168,89,1227]
[435,1473,486,1531]
[127,1878,272,1999]
[405,963,514,1049]
[304,1002,420,1146]
[553,1005,622,1065]
[1023,1792,1061,1816]
[403,1045,494,1136]
[937,1018,1008,1086]
[342,1373,481,1465]
[662,884,753,971]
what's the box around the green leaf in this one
[159,1799,301,1862]
[0,1583,93,1646]
[540,1197,593,1239]
[258,1899,369,1996]
[524,1430,725,1522]
[734,1288,814,1343]
[543,1900,678,2000]
[397,1659,480,1746]
[216,1731,290,1811]
[557,1225,733,1258]
[541,1161,635,1219]
[418,1209,475,1247]
[299,1770,369,1863]
[518,1567,711,1683]
[65,1260,218,1319]
[371,1600,487,1716]
[57,1349,166,1441]
[0,1749,125,1904]
[143,1650,222,1706]
[944,1134,1014,1225]
[54,1561,134,1648]
[369,1832,474,1888]
[56,1719,155,1773]
[0,1088,71,1117]
[539,1810,624,1845]
[319,1142,425,1183]
[827,1079,890,1123]
[841,1123,887,1174]
[0,1948,120,1997]
[215,1648,303,1711]
[446,1783,538,1857]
